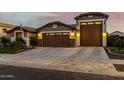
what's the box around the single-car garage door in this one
[42,32,70,47]
[80,22,102,46]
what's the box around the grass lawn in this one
[0,47,32,54]
[104,47,124,60]
[108,47,124,55]
[112,50,124,54]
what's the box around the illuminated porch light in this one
[38,32,42,39]
[70,31,75,39]
[70,31,75,36]
[103,32,106,36]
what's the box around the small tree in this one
[29,37,38,47]
[114,39,124,50]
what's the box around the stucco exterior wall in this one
[0,27,12,38]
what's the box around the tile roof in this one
[0,22,15,28]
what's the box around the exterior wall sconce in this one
[70,31,75,39]
[103,32,107,36]
[38,32,42,39]
[77,33,80,37]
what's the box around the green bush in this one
[16,38,25,46]
[9,38,25,52]
[0,37,11,47]
[29,37,38,47]
[114,39,124,50]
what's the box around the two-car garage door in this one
[80,22,102,46]
[42,32,70,47]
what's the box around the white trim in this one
[14,30,24,41]
[26,32,30,47]
[77,19,105,31]
[41,30,71,33]
[76,18,107,46]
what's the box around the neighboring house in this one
[108,31,124,37]
[37,12,109,47]
[5,25,37,46]
[107,31,124,46]
[0,22,15,37]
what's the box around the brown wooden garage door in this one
[80,22,102,46]
[42,32,70,47]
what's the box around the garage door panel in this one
[80,22,102,46]
[43,33,70,47]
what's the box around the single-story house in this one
[37,12,109,47]
[4,12,109,47]
[107,31,124,46]
[5,25,37,46]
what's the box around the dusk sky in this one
[0,12,124,33]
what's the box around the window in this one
[80,22,87,25]
[63,33,69,35]
[95,22,102,24]
[16,32,22,38]
[87,22,94,25]
[49,33,55,35]
[56,33,62,35]
[46,33,49,35]
[88,15,93,18]
[53,24,57,28]
[3,28,7,31]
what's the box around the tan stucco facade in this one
[0,26,13,37]
[0,22,15,38]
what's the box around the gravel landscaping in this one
[114,64,124,72]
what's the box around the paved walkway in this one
[0,47,123,78]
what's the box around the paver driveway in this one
[0,47,119,77]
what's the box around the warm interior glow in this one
[38,32,42,39]
[103,32,106,36]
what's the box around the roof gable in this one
[109,31,124,36]
[75,12,109,20]
[37,21,77,32]
[5,26,37,33]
